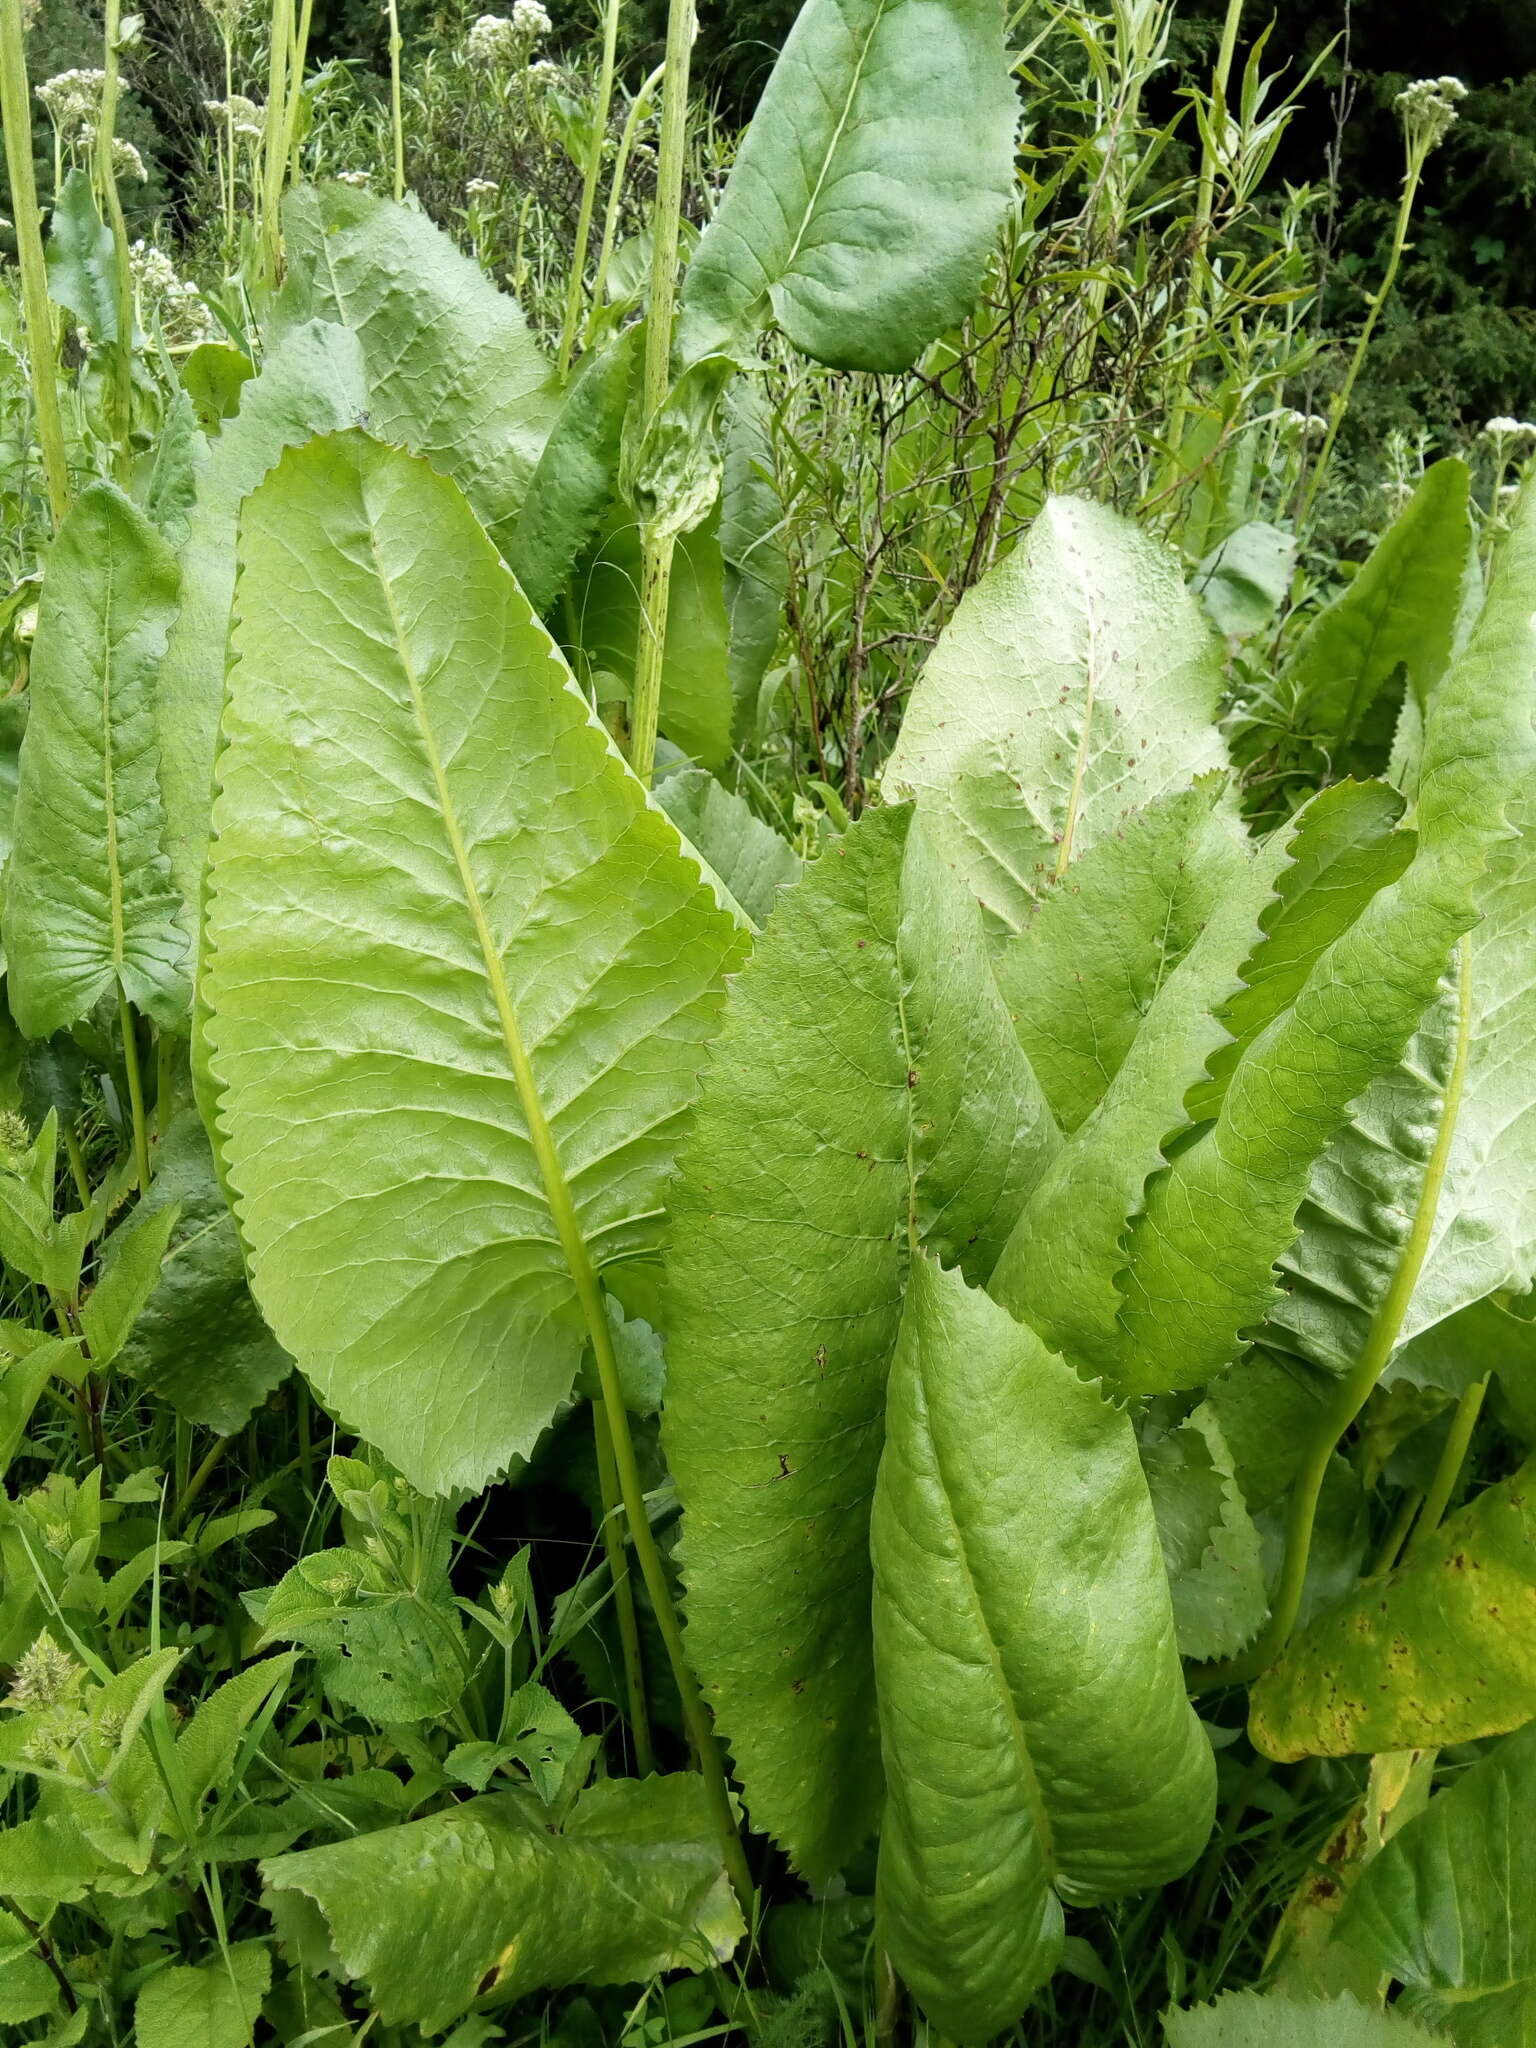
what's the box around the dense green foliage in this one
[2,0,1536,2044]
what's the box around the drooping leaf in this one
[883,497,1231,933]
[156,318,370,923]
[179,341,255,429]
[677,0,1018,372]
[261,1776,744,2034]
[656,767,800,929]
[663,806,1058,1879]
[281,182,560,548]
[1250,1454,1536,1760]
[1334,1718,1536,2027]
[1111,483,1536,1394]
[1282,459,1474,749]
[571,508,733,767]
[113,1110,292,1434]
[134,1943,270,2048]
[45,170,117,343]
[201,431,744,1494]
[1163,1990,1445,2047]
[504,325,636,614]
[872,1257,1214,2039]
[1193,521,1297,641]
[252,1546,465,1723]
[4,483,188,1036]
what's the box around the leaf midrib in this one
[774,0,888,286]
[100,539,127,970]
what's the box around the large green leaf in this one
[156,318,370,923]
[872,1257,1214,2040]
[1164,1990,1445,2046]
[1111,484,1536,1394]
[663,806,1057,1880]
[676,0,1018,373]
[281,182,559,548]
[1334,1719,1536,2029]
[503,325,636,615]
[1281,459,1473,750]
[1249,1455,1536,1760]
[134,1943,270,2048]
[113,1110,290,1433]
[200,431,743,1494]
[882,497,1231,934]
[1272,771,1536,1379]
[261,1776,743,2034]
[4,483,188,1036]
[655,768,800,929]
[990,808,1282,1387]
[45,169,117,343]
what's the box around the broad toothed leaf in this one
[873,1257,1214,2040]
[1142,1403,1267,1664]
[663,807,1057,1879]
[201,430,743,1494]
[656,767,800,929]
[1164,1990,1445,2047]
[4,484,188,1037]
[676,0,1018,372]
[883,497,1230,933]
[1111,484,1536,1395]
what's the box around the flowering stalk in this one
[385,0,404,201]
[556,0,622,376]
[95,0,137,486]
[258,0,293,286]
[0,0,71,525]
[627,0,696,785]
[1300,76,1466,525]
[586,61,663,348]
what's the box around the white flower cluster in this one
[130,239,213,345]
[35,67,106,146]
[201,0,252,33]
[465,177,500,200]
[467,1,550,66]
[1394,75,1467,154]
[204,94,265,141]
[1481,417,1536,443]
[113,136,148,182]
[335,169,372,188]
[1281,408,1328,442]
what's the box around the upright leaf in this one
[1112,484,1536,1394]
[156,318,370,923]
[261,1776,743,2034]
[872,1258,1214,2040]
[4,484,188,1036]
[282,182,559,548]
[45,170,117,343]
[1282,459,1474,750]
[201,431,743,1494]
[664,806,1058,1878]
[1250,1454,1536,1760]
[719,379,788,731]
[503,325,636,615]
[883,497,1231,933]
[677,0,1018,372]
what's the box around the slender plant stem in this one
[1368,1484,1422,1576]
[384,0,404,201]
[282,0,316,187]
[1300,150,1425,526]
[587,63,664,348]
[1409,1372,1489,1555]
[96,0,136,487]
[0,0,71,526]
[259,0,294,286]
[627,0,696,785]
[2,1898,76,2014]
[591,1400,655,1775]
[118,986,153,1192]
[557,0,622,376]
[173,1434,231,1530]
[1195,935,1474,1692]
[222,32,236,252]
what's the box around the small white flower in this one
[512,0,552,37]
[35,68,106,146]
[467,13,519,65]
[528,56,559,75]
[1481,417,1536,443]
[465,177,500,199]
[335,168,372,188]
[1280,408,1328,442]
[205,93,265,141]
[129,239,212,344]
[112,136,148,182]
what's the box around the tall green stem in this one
[221,32,236,253]
[0,0,71,526]
[1409,1371,1488,1556]
[282,0,316,188]
[1300,149,1426,526]
[1196,935,1473,1692]
[384,0,404,202]
[95,0,136,487]
[586,62,664,349]
[590,1401,654,1775]
[117,986,152,1193]
[627,0,695,786]
[259,0,294,287]
[557,0,622,375]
